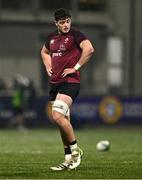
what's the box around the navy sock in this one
[64,147,71,155]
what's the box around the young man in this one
[41,8,94,171]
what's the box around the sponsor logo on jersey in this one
[52,52,62,57]
[64,38,69,44]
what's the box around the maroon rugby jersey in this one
[45,27,87,84]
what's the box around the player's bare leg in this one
[62,114,83,164]
[50,94,83,171]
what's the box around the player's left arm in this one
[76,39,94,69]
[62,39,94,77]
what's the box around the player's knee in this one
[52,110,63,124]
[52,100,69,123]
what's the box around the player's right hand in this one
[47,67,52,77]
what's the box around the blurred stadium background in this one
[0,0,142,127]
[0,0,142,179]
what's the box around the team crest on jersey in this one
[64,38,69,44]
[50,39,54,44]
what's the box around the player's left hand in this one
[62,68,76,77]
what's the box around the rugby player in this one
[41,8,94,171]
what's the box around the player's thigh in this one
[56,93,73,107]
[52,95,71,118]
[59,83,80,103]
[51,83,80,116]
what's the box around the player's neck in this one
[57,28,71,35]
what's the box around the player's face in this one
[56,18,71,34]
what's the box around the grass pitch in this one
[0,126,142,179]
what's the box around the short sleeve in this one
[44,34,51,50]
[72,28,87,46]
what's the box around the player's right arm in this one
[41,45,52,77]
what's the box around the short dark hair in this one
[54,8,71,21]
